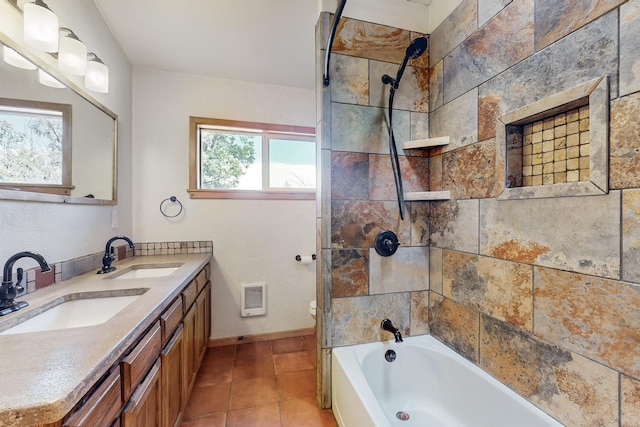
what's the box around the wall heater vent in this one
[241,282,266,317]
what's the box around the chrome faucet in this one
[97,236,135,274]
[1,251,51,315]
[381,318,403,343]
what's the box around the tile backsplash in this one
[18,240,213,296]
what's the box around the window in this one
[0,98,72,195]
[189,117,316,200]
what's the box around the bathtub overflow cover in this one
[396,411,410,421]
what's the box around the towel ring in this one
[160,196,183,218]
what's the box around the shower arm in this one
[323,0,347,87]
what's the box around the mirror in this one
[0,24,117,204]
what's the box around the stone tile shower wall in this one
[428,0,640,425]
[315,14,431,407]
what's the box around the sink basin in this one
[0,290,147,335]
[108,264,182,280]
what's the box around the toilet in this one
[309,299,316,319]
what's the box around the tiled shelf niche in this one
[496,76,609,200]
[402,136,451,201]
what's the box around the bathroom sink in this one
[107,263,182,280]
[0,290,147,335]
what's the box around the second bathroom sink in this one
[107,264,182,280]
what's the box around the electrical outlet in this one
[111,208,118,228]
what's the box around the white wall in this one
[318,0,460,33]
[0,0,133,266]
[132,69,317,339]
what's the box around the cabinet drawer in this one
[63,368,122,427]
[195,268,208,293]
[121,321,161,401]
[160,297,182,346]
[122,359,161,427]
[182,279,197,312]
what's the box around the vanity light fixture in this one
[58,28,87,75]
[2,45,36,70]
[85,52,109,93]
[38,68,65,88]
[23,0,59,53]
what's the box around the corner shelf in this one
[404,191,451,201]
[402,136,450,150]
[402,136,451,201]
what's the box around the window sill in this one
[188,189,316,200]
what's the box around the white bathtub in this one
[332,335,564,427]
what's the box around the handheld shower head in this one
[382,36,428,221]
[406,36,428,60]
[382,36,428,89]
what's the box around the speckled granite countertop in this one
[0,253,211,427]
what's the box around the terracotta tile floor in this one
[181,333,337,427]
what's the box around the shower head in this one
[406,36,428,60]
[382,36,428,90]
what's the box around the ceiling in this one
[94,0,448,90]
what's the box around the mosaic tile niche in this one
[522,106,590,186]
[496,76,609,200]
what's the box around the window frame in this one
[0,97,73,195]
[188,117,316,200]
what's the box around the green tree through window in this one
[0,116,63,184]
[200,130,256,189]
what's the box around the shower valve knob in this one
[374,230,399,257]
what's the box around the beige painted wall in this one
[131,68,317,339]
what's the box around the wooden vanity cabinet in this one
[41,263,211,427]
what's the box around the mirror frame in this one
[0,16,118,205]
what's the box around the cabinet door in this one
[195,290,207,366]
[204,281,211,351]
[122,360,162,427]
[161,325,183,427]
[182,304,196,407]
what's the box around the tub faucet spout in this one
[381,318,403,343]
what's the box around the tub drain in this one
[396,411,410,421]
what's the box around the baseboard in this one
[208,327,316,347]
